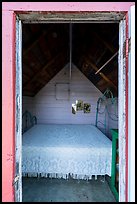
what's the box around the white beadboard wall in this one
[23,63,103,125]
[23,63,118,138]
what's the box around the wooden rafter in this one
[23,25,54,56]
[23,73,30,81]
[23,51,67,90]
[23,61,35,75]
[84,56,117,90]
[95,48,108,65]
[95,51,118,74]
[92,31,117,53]
[95,33,118,66]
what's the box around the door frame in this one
[15,13,130,202]
[2,2,135,202]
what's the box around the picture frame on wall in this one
[84,103,91,113]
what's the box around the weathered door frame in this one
[16,11,130,203]
[2,2,135,202]
[14,17,22,202]
[127,5,135,202]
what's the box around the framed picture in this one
[76,100,84,111]
[72,103,76,114]
[84,103,91,113]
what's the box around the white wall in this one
[35,63,104,125]
[23,63,118,138]
[23,63,103,125]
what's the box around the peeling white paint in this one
[15,10,132,202]
[128,5,135,202]
[15,18,22,202]
[118,18,126,202]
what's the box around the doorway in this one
[15,12,128,202]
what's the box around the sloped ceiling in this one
[22,23,119,97]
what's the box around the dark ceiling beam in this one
[95,34,118,66]
[23,51,66,90]
[23,25,54,57]
[23,31,47,56]
[23,26,40,48]
[95,47,108,65]
[84,56,117,90]
[23,73,30,81]
[95,51,118,75]
[23,54,69,96]
[92,31,117,53]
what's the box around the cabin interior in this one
[21,22,119,202]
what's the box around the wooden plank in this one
[95,33,118,65]
[95,48,108,65]
[23,73,30,81]
[92,31,117,53]
[84,56,117,90]
[23,25,54,56]
[23,63,34,76]
[95,51,118,74]
[23,52,66,90]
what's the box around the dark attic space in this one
[22,23,119,202]
[22,23,118,97]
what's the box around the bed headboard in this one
[95,88,118,135]
[22,110,37,133]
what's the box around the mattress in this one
[22,124,112,179]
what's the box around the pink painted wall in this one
[2,2,134,11]
[2,10,16,202]
[2,2,135,202]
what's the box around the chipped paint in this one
[17,11,126,23]
[15,18,22,202]
[2,2,134,202]
[2,2,135,12]
[2,10,16,202]
[118,17,128,202]
[125,13,129,202]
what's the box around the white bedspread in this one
[22,124,112,179]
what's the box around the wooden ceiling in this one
[22,23,119,97]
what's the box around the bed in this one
[22,89,117,180]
